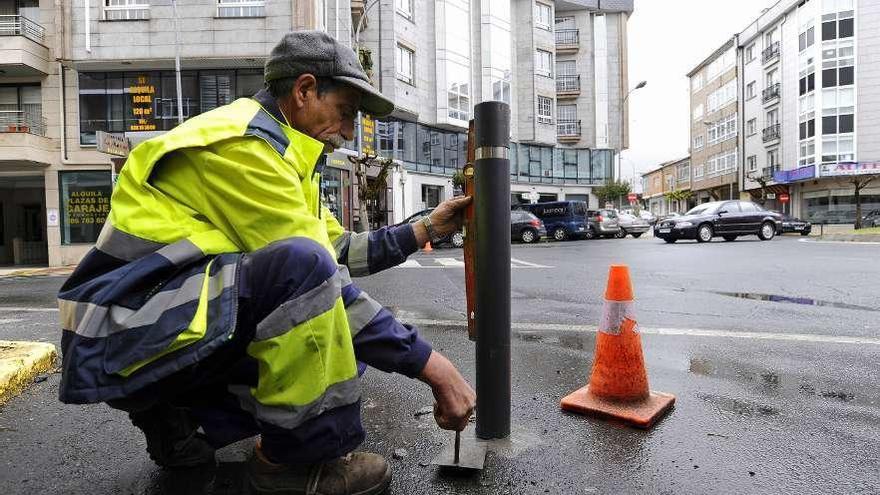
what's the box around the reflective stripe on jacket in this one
[58,97,364,430]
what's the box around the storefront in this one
[59,170,112,246]
[798,162,880,224]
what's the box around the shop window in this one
[59,171,112,244]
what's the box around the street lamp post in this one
[618,80,646,206]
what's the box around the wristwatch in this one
[420,215,444,243]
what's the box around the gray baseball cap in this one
[265,30,394,117]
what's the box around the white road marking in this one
[0,307,58,312]
[0,318,24,324]
[511,258,551,268]
[435,258,465,267]
[402,318,880,346]
[397,259,422,268]
[798,238,880,246]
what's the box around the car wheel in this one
[552,227,568,241]
[758,221,776,241]
[520,229,537,244]
[451,231,465,248]
[615,229,627,239]
[664,238,677,244]
[631,233,643,238]
[696,224,713,243]
[583,227,596,240]
[723,235,737,242]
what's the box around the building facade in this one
[737,0,879,223]
[358,0,634,221]
[640,156,690,216]
[688,39,740,204]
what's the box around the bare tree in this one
[852,175,878,229]
[746,171,772,206]
[348,153,395,233]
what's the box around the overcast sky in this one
[624,0,778,188]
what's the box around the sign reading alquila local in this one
[129,75,157,132]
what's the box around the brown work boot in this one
[247,447,391,495]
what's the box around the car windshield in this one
[685,203,720,216]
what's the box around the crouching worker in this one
[57,30,475,495]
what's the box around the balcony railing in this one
[556,75,580,93]
[762,166,779,180]
[762,123,781,142]
[0,110,47,136]
[557,120,581,138]
[762,41,780,64]
[762,83,780,103]
[0,15,45,44]
[555,29,579,46]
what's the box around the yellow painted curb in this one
[0,340,57,406]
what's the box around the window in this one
[421,185,442,208]
[799,26,815,52]
[60,171,112,244]
[535,49,552,77]
[822,66,854,88]
[707,113,737,145]
[746,81,756,99]
[767,149,779,170]
[396,44,415,84]
[534,2,552,30]
[395,0,413,19]
[216,0,265,18]
[766,68,779,87]
[799,139,816,166]
[747,155,757,172]
[447,79,470,121]
[822,114,854,134]
[800,72,816,95]
[557,104,576,122]
[693,135,704,150]
[691,73,704,93]
[706,149,737,176]
[693,164,705,179]
[746,44,756,62]
[693,103,704,121]
[767,108,779,125]
[705,47,735,82]
[104,0,149,20]
[0,85,42,135]
[706,79,737,113]
[800,119,816,139]
[822,13,854,41]
[556,60,576,76]
[537,96,553,123]
[677,163,690,182]
[747,118,757,136]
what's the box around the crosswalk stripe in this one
[435,258,465,267]
[510,258,550,268]
[398,259,422,268]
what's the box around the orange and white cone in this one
[560,264,675,428]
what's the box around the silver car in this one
[615,213,650,238]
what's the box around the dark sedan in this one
[780,214,812,235]
[400,208,546,247]
[654,200,783,243]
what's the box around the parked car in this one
[779,214,812,235]
[518,201,590,241]
[510,210,547,243]
[585,209,621,239]
[615,213,651,238]
[657,212,681,223]
[638,210,658,225]
[654,200,783,243]
[862,209,880,228]
[399,208,465,247]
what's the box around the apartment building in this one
[738,0,879,223]
[640,156,690,216]
[688,38,740,204]
[358,0,634,219]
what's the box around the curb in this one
[0,267,75,279]
[0,341,58,406]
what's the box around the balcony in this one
[555,29,579,53]
[762,83,780,105]
[0,110,53,166]
[0,15,50,75]
[762,41,780,65]
[762,123,780,143]
[556,75,580,97]
[761,166,779,181]
[557,120,581,141]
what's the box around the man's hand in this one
[418,351,476,431]
[413,196,472,247]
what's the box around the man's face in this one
[290,77,361,154]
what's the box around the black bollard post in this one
[473,101,511,440]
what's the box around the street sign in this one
[779,193,790,203]
[766,193,776,199]
[627,193,638,202]
[96,131,131,157]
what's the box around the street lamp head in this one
[635,80,647,89]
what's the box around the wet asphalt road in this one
[0,234,878,494]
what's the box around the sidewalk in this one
[0,266,75,279]
[0,323,877,494]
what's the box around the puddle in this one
[711,291,879,312]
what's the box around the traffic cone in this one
[423,241,433,252]
[560,264,675,428]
